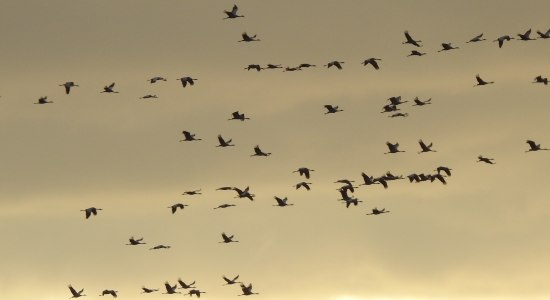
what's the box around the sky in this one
[1,1,550,299]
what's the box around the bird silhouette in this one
[517,29,535,41]
[223,275,242,285]
[224,4,244,19]
[220,232,239,243]
[381,104,399,113]
[389,112,409,118]
[407,50,426,57]
[324,105,343,114]
[141,287,159,294]
[325,61,344,69]
[403,30,422,47]
[339,188,362,208]
[101,82,118,93]
[178,77,197,87]
[139,94,158,99]
[182,189,202,196]
[526,140,549,152]
[180,131,201,142]
[264,64,282,69]
[298,63,316,68]
[273,196,293,207]
[163,282,180,294]
[238,283,259,296]
[536,28,550,39]
[438,43,459,52]
[362,58,382,69]
[187,289,206,298]
[366,208,390,215]
[295,182,312,191]
[239,32,260,42]
[385,142,405,154]
[284,66,302,72]
[388,96,407,106]
[60,81,79,94]
[148,76,167,83]
[245,64,262,72]
[68,285,86,298]
[494,35,514,48]
[533,75,548,85]
[126,237,146,245]
[429,173,447,185]
[360,172,385,188]
[293,167,314,179]
[178,279,196,289]
[169,203,188,214]
[477,155,495,164]
[232,186,255,201]
[229,111,250,121]
[435,166,452,176]
[34,96,53,104]
[217,135,235,147]
[413,97,432,106]
[81,207,102,219]
[474,74,494,86]
[466,33,486,43]
[251,145,271,157]
[418,139,436,153]
[150,245,171,250]
[99,290,118,298]
[214,203,236,209]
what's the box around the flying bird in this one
[169,203,188,214]
[99,290,118,298]
[533,75,548,85]
[182,189,202,196]
[139,94,158,99]
[536,28,550,39]
[324,105,343,114]
[68,285,86,298]
[34,96,53,104]
[362,58,382,69]
[526,140,549,152]
[217,135,235,147]
[295,182,312,191]
[403,30,422,47]
[232,186,255,201]
[178,279,196,289]
[366,208,390,215]
[251,145,271,156]
[81,207,102,219]
[494,35,514,48]
[187,289,206,298]
[178,77,197,87]
[264,64,282,69]
[141,287,159,294]
[435,166,452,176]
[385,142,405,154]
[148,76,167,83]
[389,112,408,118]
[273,196,293,207]
[150,244,171,250]
[429,173,447,185]
[388,96,407,106]
[239,32,260,42]
[163,282,180,294]
[325,60,344,69]
[298,63,316,68]
[224,4,244,19]
[477,155,495,164]
[229,111,250,121]
[238,283,259,296]
[101,82,118,93]
[474,74,494,86]
[418,139,436,153]
[223,275,241,285]
[180,131,201,142]
[413,97,432,106]
[407,50,426,57]
[437,43,459,52]
[466,33,486,43]
[517,29,535,41]
[293,167,314,179]
[214,203,236,209]
[245,64,262,72]
[220,232,239,243]
[126,237,146,245]
[284,66,302,72]
[60,81,79,94]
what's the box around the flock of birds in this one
[7,3,548,299]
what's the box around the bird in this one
[362,58,382,69]
[536,28,550,39]
[526,140,549,152]
[408,173,430,183]
[298,63,316,68]
[264,64,282,69]
[239,32,260,42]
[220,232,239,243]
[223,275,241,285]
[413,97,432,106]
[403,30,422,47]
[245,64,262,72]
[187,289,206,298]
[293,167,314,179]
[101,82,118,93]
[407,50,426,57]
[217,135,235,147]
[466,33,486,43]
[178,279,196,289]
[360,172,383,188]
[180,131,201,142]
[273,196,293,207]
[474,74,494,86]
[517,29,535,41]
[384,142,405,154]
[229,111,250,121]
[383,171,404,181]
[169,203,188,214]
[494,35,514,48]
[339,188,362,208]
[81,207,102,219]
[141,287,159,294]
[251,145,271,156]
[366,208,390,215]
[435,166,452,176]
[99,290,118,298]
[214,203,236,209]
[381,104,399,113]
[182,189,202,196]
[178,77,197,87]
[148,76,167,83]
[533,75,548,85]
[335,179,355,186]
[324,105,343,114]
[34,96,53,104]
[284,66,302,72]
[126,237,146,245]
[68,285,86,298]
[389,112,409,118]
[224,4,244,19]
[429,173,447,185]
[238,283,259,296]
[325,60,344,69]
[60,81,79,94]
[388,96,407,106]
[150,244,171,250]
[418,139,436,153]
[163,282,180,294]
[295,182,312,191]
[139,94,158,99]
[437,43,459,52]
[477,155,495,164]
[232,186,255,201]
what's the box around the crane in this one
[34,96,53,104]
[239,32,260,42]
[366,208,390,215]
[403,30,422,47]
[251,145,271,156]
[169,203,188,214]
[362,58,382,69]
[324,105,343,114]
[385,142,405,154]
[474,74,494,86]
[178,77,197,87]
[81,207,102,219]
[101,82,118,93]
[224,4,244,19]
[418,139,436,153]
[126,237,146,245]
[229,111,250,121]
[238,283,259,296]
[223,275,242,285]
[220,232,239,243]
[295,182,312,191]
[180,131,201,142]
[99,290,118,298]
[526,140,549,152]
[60,81,79,94]
[293,167,314,179]
[217,135,235,147]
[273,196,293,207]
[477,155,495,164]
[466,33,486,43]
[68,285,86,298]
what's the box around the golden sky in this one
[1,1,550,299]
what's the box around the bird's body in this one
[139,94,158,99]
[169,203,188,214]
[141,287,159,294]
[325,61,344,69]
[214,203,236,209]
[403,30,422,47]
[229,111,250,121]
[389,112,408,118]
[526,140,549,152]
[413,97,432,106]
[150,244,171,250]
[182,189,202,196]
[100,290,118,298]
[34,96,53,104]
[324,105,343,114]
[273,196,293,207]
[148,76,167,84]
[533,75,548,85]
[366,208,390,215]
[295,182,312,191]
[101,82,118,93]
[60,81,79,94]
[438,43,459,52]
[224,4,244,19]
[362,58,382,69]
[239,32,260,42]
[407,50,426,57]
[127,237,146,245]
[251,145,270,157]
[217,135,235,147]
[180,131,201,142]
[385,142,405,154]
[418,139,436,153]
[474,74,494,86]
[298,63,316,68]
[477,155,495,164]
[178,77,197,87]
[264,64,282,69]
[220,232,239,243]
[68,285,86,298]
[293,167,314,179]
[81,207,102,219]
[466,33,486,43]
[239,283,259,296]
